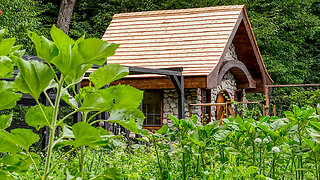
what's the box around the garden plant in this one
[0,26,146,179]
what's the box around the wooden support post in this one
[168,75,184,119]
[267,87,272,116]
[265,85,272,116]
[265,86,269,115]
[178,76,185,119]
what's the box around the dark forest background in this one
[1,0,319,93]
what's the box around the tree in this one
[56,0,77,34]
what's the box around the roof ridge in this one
[113,5,245,19]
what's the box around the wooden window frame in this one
[142,90,163,130]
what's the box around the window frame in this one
[142,90,163,130]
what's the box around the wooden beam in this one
[97,76,207,90]
[209,60,256,89]
[241,7,273,86]
[128,66,182,76]
[90,64,183,76]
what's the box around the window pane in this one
[143,91,162,126]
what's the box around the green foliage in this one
[0,128,39,152]
[25,104,53,131]
[27,30,59,63]
[0,114,12,130]
[0,0,46,54]
[289,89,320,108]
[0,56,14,78]
[14,104,320,179]
[0,33,22,111]
[89,64,129,89]
[70,122,102,147]
[107,109,145,133]
[14,58,55,100]
[0,26,144,179]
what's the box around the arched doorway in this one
[216,90,231,125]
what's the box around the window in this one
[142,90,162,127]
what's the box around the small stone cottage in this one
[97,5,273,129]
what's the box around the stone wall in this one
[162,44,240,126]
[210,44,238,121]
[210,71,237,120]
[163,88,202,126]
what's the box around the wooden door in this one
[216,91,230,125]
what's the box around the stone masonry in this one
[162,44,239,127]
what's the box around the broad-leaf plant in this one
[0,26,145,179]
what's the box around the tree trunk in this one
[56,0,76,34]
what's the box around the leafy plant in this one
[0,26,145,179]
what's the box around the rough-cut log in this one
[56,0,76,34]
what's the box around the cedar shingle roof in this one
[101,5,245,77]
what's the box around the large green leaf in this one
[307,128,320,144]
[25,104,53,130]
[107,109,145,133]
[51,45,84,76]
[75,86,95,103]
[14,59,55,100]
[71,122,102,147]
[310,121,320,132]
[50,25,85,75]
[110,85,143,110]
[62,90,78,109]
[0,80,21,110]
[78,88,114,112]
[62,125,74,138]
[0,56,14,78]
[1,153,37,173]
[0,81,15,92]
[156,125,169,134]
[79,85,143,112]
[65,64,91,85]
[0,136,21,153]
[9,48,25,65]
[0,38,16,56]
[27,30,58,63]
[0,114,12,130]
[89,64,129,89]
[50,25,74,52]
[78,38,119,65]
[0,129,39,152]
[270,119,286,131]
[0,91,22,110]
